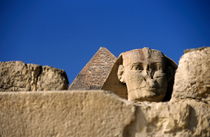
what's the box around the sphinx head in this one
[117,48,175,102]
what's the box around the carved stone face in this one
[118,48,168,102]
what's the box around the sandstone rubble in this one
[0,61,69,91]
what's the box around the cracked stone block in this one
[0,90,209,137]
[172,47,210,102]
[0,90,135,137]
[128,100,210,137]
[0,61,69,91]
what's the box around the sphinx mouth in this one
[135,96,163,102]
[128,88,163,102]
[130,89,157,97]
[144,88,156,92]
[129,88,158,93]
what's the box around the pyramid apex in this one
[98,46,109,51]
[69,47,117,90]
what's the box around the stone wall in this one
[0,90,209,137]
[0,90,135,137]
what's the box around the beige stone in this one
[69,47,116,89]
[102,54,128,99]
[0,61,69,91]
[128,99,210,137]
[103,48,177,101]
[0,90,209,137]
[0,90,135,137]
[172,47,210,102]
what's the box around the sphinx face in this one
[118,48,168,102]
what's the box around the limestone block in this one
[0,61,69,91]
[0,90,209,137]
[172,47,210,102]
[69,47,117,89]
[0,90,135,137]
[129,100,210,137]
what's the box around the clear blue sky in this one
[1,0,210,82]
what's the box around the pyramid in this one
[69,47,117,89]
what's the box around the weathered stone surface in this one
[0,90,135,137]
[103,48,177,101]
[128,100,210,137]
[0,90,209,137]
[102,54,128,99]
[69,47,116,89]
[0,61,69,91]
[172,47,210,102]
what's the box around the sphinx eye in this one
[154,72,166,78]
[150,63,157,70]
[131,63,143,70]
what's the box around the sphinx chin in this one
[128,88,165,102]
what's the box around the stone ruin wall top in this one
[0,47,210,137]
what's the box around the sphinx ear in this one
[117,65,125,83]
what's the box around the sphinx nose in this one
[142,69,153,79]
[142,69,149,77]
[147,79,156,88]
